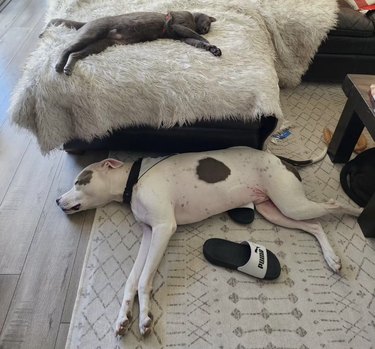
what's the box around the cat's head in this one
[193,13,216,35]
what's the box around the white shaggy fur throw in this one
[10,0,337,154]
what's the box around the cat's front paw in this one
[55,63,64,73]
[208,45,222,57]
[63,66,73,76]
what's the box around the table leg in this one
[328,100,364,163]
[358,194,375,238]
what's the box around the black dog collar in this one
[123,158,142,204]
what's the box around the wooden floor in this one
[0,0,107,348]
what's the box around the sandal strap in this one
[237,241,267,278]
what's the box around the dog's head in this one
[56,158,124,214]
[193,13,216,34]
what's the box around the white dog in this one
[56,147,361,336]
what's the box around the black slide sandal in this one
[228,203,255,224]
[203,238,281,280]
[228,207,255,224]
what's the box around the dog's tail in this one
[276,147,327,167]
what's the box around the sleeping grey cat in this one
[40,11,221,76]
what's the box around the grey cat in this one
[40,11,221,76]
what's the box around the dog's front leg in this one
[115,223,152,336]
[137,222,176,336]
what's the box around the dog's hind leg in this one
[265,169,363,221]
[63,38,116,75]
[115,223,152,336]
[320,199,363,217]
[272,196,363,221]
[266,176,362,221]
[137,221,177,336]
[256,200,341,272]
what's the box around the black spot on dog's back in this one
[75,170,93,186]
[196,157,231,183]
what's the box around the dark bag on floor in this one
[340,148,375,207]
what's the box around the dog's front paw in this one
[115,311,132,337]
[139,313,153,336]
[208,45,222,57]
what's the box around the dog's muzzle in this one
[56,197,81,212]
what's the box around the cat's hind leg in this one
[63,38,116,75]
[55,20,113,73]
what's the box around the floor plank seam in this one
[0,0,36,40]
[0,0,13,13]
[0,275,20,335]
[0,3,47,128]
[58,211,90,324]
[0,9,47,79]
[0,132,32,205]
[0,152,64,335]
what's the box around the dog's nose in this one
[56,197,61,205]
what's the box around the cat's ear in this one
[209,16,216,22]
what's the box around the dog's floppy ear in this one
[209,16,216,22]
[101,158,124,169]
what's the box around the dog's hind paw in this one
[139,313,153,336]
[325,254,341,273]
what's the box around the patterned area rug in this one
[66,84,375,349]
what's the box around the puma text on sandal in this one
[203,238,281,280]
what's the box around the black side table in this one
[328,74,375,238]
